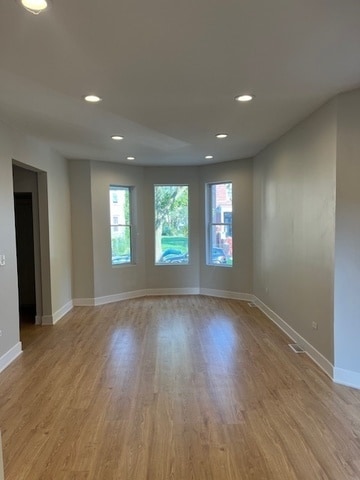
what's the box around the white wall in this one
[69,160,95,300]
[0,121,72,369]
[334,89,360,379]
[253,100,337,363]
[0,123,21,365]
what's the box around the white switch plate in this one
[0,255,5,266]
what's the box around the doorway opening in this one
[14,192,36,326]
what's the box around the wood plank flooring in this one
[1,295,360,479]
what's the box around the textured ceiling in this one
[1,0,360,166]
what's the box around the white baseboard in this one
[74,288,200,306]
[333,367,360,389]
[94,289,148,306]
[146,288,200,297]
[200,288,254,302]
[42,300,74,325]
[74,290,148,307]
[53,300,73,324]
[254,296,334,379]
[0,342,22,374]
[41,314,54,325]
[75,288,252,306]
[73,298,96,307]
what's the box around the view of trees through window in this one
[208,182,233,266]
[108,183,231,267]
[109,186,132,265]
[154,185,189,264]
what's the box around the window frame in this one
[109,185,134,266]
[206,181,233,267]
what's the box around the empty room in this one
[1,1,360,478]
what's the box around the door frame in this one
[12,161,52,325]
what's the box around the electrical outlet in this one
[312,321,318,330]
[0,255,5,266]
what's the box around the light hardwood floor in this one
[1,296,360,479]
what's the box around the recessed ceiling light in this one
[205,155,213,159]
[216,133,228,139]
[235,94,254,102]
[20,0,49,14]
[111,135,124,141]
[84,94,102,103]
[127,156,135,161]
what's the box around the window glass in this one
[109,186,132,265]
[154,185,189,264]
[208,182,233,266]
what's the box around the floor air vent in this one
[247,302,256,308]
[289,343,305,353]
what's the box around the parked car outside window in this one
[158,249,182,262]
[163,252,189,264]
[211,247,227,264]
